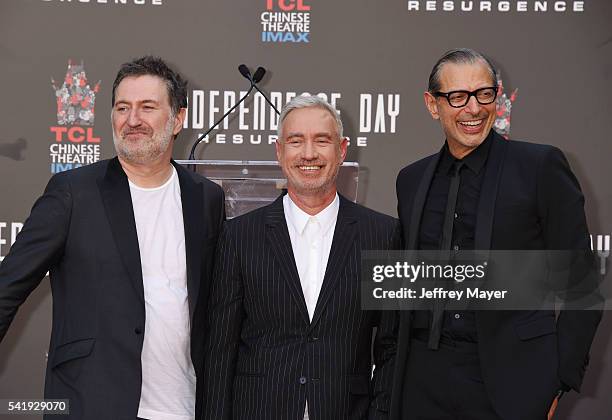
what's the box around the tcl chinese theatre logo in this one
[49,60,102,174]
[261,0,311,43]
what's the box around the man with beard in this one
[202,96,399,420]
[0,56,225,420]
[390,48,601,419]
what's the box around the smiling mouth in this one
[457,118,488,134]
[458,119,484,127]
[298,165,323,171]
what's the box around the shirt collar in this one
[441,129,493,175]
[283,193,339,236]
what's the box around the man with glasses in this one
[390,48,601,419]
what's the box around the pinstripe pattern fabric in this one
[202,194,399,420]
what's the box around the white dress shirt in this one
[283,193,339,420]
[283,193,339,321]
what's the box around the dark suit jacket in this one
[0,157,225,420]
[391,131,602,420]
[202,194,399,420]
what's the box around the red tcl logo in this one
[266,0,310,11]
[50,126,100,143]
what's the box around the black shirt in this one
[414,131,492,342]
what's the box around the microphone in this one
[188,65,255,160]
[238,64,252,81]
[187,64,280,160]
[239,65,279,114]
[250,66,281,116]
[252,67,265,83]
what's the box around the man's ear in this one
[275,138,283,163]
[173,108,187,136]
[339,137,348,163]
[424,92,440,120]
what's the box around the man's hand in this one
[547,396,559,419]
[547,390,565,419]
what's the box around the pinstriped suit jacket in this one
[202,193,400,420]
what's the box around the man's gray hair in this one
[277,95,344,139]
[428,48,498,93]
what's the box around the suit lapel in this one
[174,160,204,319]
[475,132,507,250]
[308,195,358,330]
[407,134,506,251]
[407,153,442,249]
[265,195,311,324]
[97,157,144,304]
[393,152,441,408]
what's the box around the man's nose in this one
[302,140,318,159]
[464,95,482,114]
[127,109,142,126]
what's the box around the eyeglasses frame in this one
[432,86,498,108]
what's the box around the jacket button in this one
[308,336,319,342]
[134,327,142,335]
[299,376,307,385]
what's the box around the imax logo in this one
[262,32,309,42]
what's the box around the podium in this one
[176,160,359,219]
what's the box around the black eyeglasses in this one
[433,87,497,108]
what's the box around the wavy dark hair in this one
[111,55,187,115]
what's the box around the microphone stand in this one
[187,65,281,161]
[188,83,255,160]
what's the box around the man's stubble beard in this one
[113,117,175,165]
[287,159,341,198]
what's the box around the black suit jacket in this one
[202,194,399,420]
[391,131,602,420]
[0,157,225,420]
